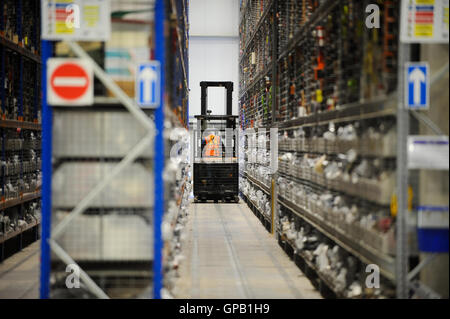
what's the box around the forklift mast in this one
[193,81,239,203]
[200,81,233,116]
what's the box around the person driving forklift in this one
[203,132,221,157]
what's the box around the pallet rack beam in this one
[0,35,41,64]
[0,218,40,244]
[275,97,396,129]
[0,191,41,210]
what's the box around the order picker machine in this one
[193,81,239,203]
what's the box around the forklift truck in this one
[193,81,239,203]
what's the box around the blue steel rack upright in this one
[39,39,51,299]
[153,0,165,300]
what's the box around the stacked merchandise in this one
[240,128,273,232]
[278,205,395,298]
[0,0,41,261]
[161,0,191,298]
[167,0,189,128]
[239,0,274,130]
[240,179,271,222]
[162,128,191,296]
[239,0,403,298]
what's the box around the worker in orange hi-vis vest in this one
[204,133,221,157]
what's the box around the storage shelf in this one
[239,66,271,100]
[277,196,395,282]
[245,172,270,195]
[275,96,396,129]
[238,0,250,26]
[0,34,41,64]
[239,0,274,65]
[241,191,272,227]
[0,217,40,244]
[276,0,339,63]
[279,235,346,298]
[0,119,41,130]
[1,191,41,211]
[278,137,396,159]
[278,165,393,207]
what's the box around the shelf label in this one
[408,135,449,170]
[405,62,429,109]
[417,206,449,229]
[400,0,449,43]
[41,0,111,41]
[136,61,160,108]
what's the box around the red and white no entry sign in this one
[47,58,94,106]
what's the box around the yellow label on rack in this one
[390,188,413,216]
[391,194,398,217]
[84,5,100,27]
[408,186,413,211]
[445,7,449,27]
[24,37,28,45]
[316,89,323,103]
[416,0,434,4]
[56,22,74,34]
[414,24,434,37]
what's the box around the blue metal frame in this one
[153,0,165,299]
[39,39,52,299]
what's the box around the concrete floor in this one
[173,202,321,299]
[0,241,40,299]
[0,201,321,299]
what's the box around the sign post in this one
[47,58,94,106]
[405,62,430,109]
[136,62,161,108]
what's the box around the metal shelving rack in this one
[40,0,191,299]
[239,0,447,299]
[156,0,191,299]
[37,0,189,300]
[0,0,41,262]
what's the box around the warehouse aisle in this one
[173,202,321,299]
[0,241,40,299]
